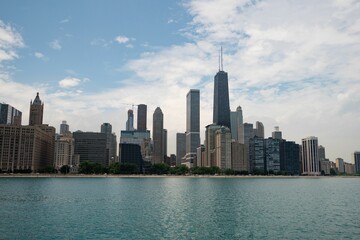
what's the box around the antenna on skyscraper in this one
[218,48,221,71]
[220,46,223,71]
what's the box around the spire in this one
[33,92,42,105]
[221,46,223,71]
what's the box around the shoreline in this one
[0,174,359,179]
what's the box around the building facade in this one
[152,107,164,164]
[231,141,247,172]
[215,126,232,169]
[249,136,265,172]
[29,92,44,126]
[176,133,186,166]
[73,132,107,166]
[213,70,231,129]
[335,158,345,173]
[119,143,143,172]
[60,120,69,134]
[265,138,280,172]
[281,141,300,175]
[230,106,243,142]
[254,121,264,138]
[272,126,282,140]
[0,103,22,125]
[185,89,200,167]
[354,151,360,174]
[137,104,147,131]
[101,123,117,165]
[301,136,320,175]
[126,109,134,131]
[205,124,222,167]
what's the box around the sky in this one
[0,0,359,162]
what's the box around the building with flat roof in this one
[73,132,107,166]
[0,103,22,126]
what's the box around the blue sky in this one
[1,0,360,162]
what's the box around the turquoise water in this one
[0,177,359,239]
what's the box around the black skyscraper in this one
[213,70,231,129]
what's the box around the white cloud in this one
[0,20,24,62]
[60,17,70,24]
[115,35,130,44]
[49,39,62,50]
[34,52,45,59]
[58,77,82,88]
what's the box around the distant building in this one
[152,107,164,164]
[185,89,200,167]
[213,69,231,129]
[243,123,254,170]
[280,141,300,175]
[137,104,147,131]
[320,160,331,175]
[318,145,326,161]
[301,136,320,175]
[176,133,186,166]
[119,143,143,172]
[265,138,280,172]
[335,158,345,173]
[120,130,151,162]
[354,152,360,174]
[344,162,355,175]
[230,106,243,142]
[249,136,265,172]
[29,92,44,126]
[272,126,282,140]
[196,145,205,168]
[231,141,247,172]
[170,154,176,166]
[0,125,55,172]
[254,121,264,138]
[215,126,232,169]
[101,123,117,165]
[163,129,168,159]
[54,132,79,172]
[205,124,222,167]
[73,132,107,166]
[0,103,22,125]
[126,109,134,131]
[60,120,69,134]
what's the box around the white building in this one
[301,136,320,175]
[215,126,232,169]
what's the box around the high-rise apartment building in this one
[0,103,22,125]
[120,130,151,162]
[54,132,78,170]
[119,143,143,172]
[254,121,264,138]
[265,138,280,172]
[354,151,360,174]
[280,141,300,175]
[230,106,243,142]
[163,129,168,158]
[231,141,247,172]
[249,136,265,172]
[176,133,186,166]
[60,120,69,134]
[152,107,164,164]
[196,145,206,167]
[101,123,117,165]
[301,136,320,175]
[213,70,230,129]
[137,104,147,131]
[185,89,200,167]
[335,158,345,173]
[215,126,232,169]
[29,92,44,126]
[126,109,134,131]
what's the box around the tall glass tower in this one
[213,50,230,129]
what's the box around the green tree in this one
[150,163,170,175]
[38,166,57,173]
[109,162,121,174]
[60,165,70,174]
[330,168,337,176]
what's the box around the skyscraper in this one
[137,104,147,130]
[335,158,345,173]
[318,145,326,161]
[215,126,232,169]
[301,136,320,175]
[60,120,69,134]
[163,129,168,158]
[354,151,360,174]
[29,92,43,126]
[185,89,200,167]
[205,124,222,167]
[152,107,164,164]
[230,106,243,142]
[265,138,280,172]
[213,68,230,129]
[101,123,117,165]
[254,121,264,138]
[176,133,186,166]
[73,132,107,166]
[0,103,22,125]
[126,109,134,131]
[272,126,282,140]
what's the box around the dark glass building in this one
[280,140,300,175]
[73,132,107,166]
[213,70,230,129]
[119,143,143,172]
[137,104,147,131]
[0,103,22,125]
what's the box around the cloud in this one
[0,20,24,62]
[49,39,62,50]
[90,38,109,47]
[60,17,71,24]
[34,52,45,59]
[58,77,82,88]
[115,35,130,44]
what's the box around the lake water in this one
[0,177,359,239]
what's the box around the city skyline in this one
[0,1,359,162]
